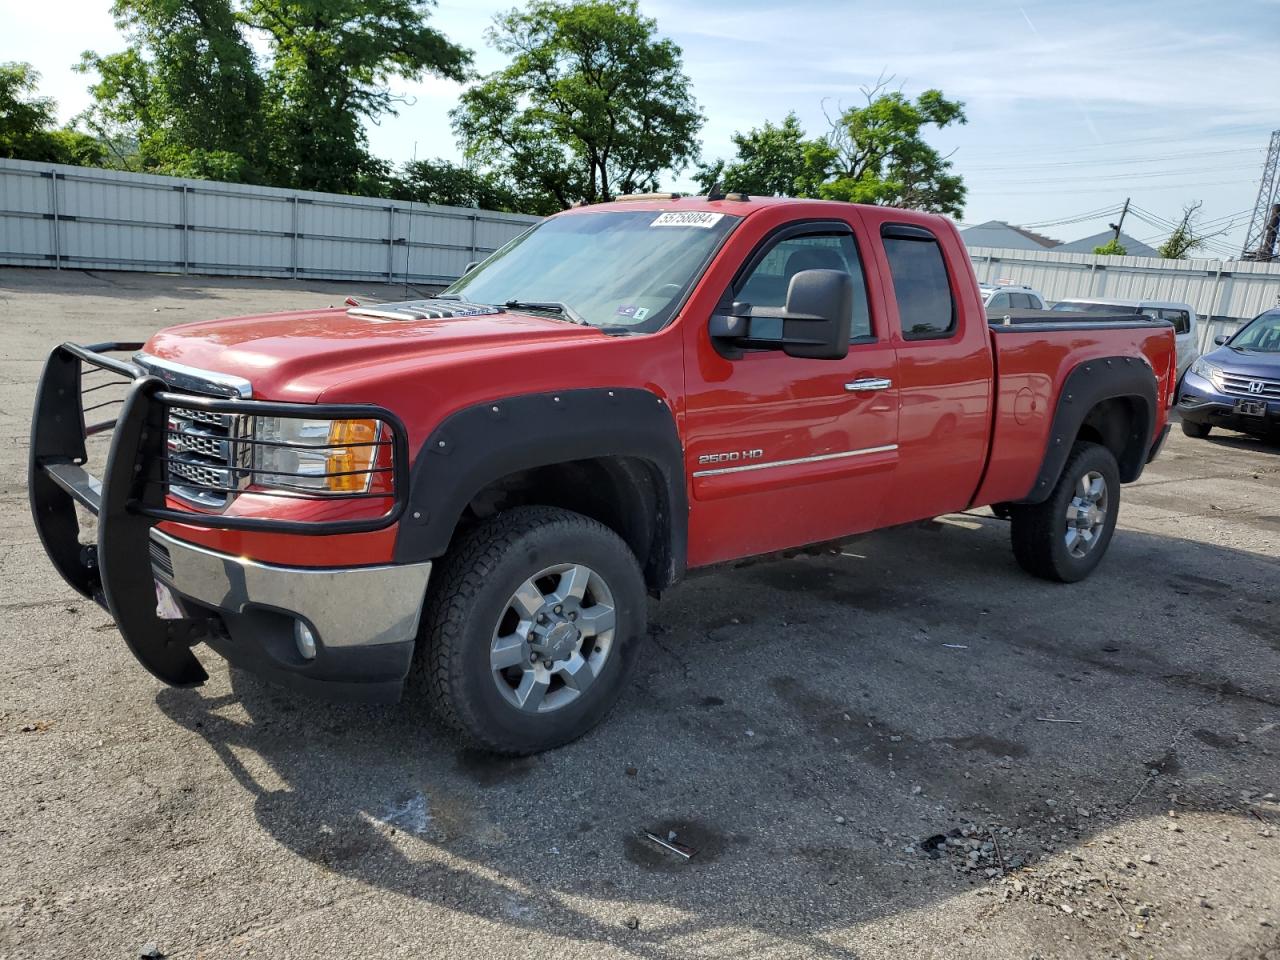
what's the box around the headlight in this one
[1189,357,1224,390]
[252,417,381,494]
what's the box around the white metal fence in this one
[968,245,1280,353]
[0,157,539,285]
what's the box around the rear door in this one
[682,214,900,567]
[863,218,995,526]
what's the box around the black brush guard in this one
[29,342,410,687]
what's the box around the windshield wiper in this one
[503,299,589,326]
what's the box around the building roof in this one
[960,220,1061,251]
[1053,230,1160,258]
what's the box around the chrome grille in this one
[166,406,252,507]
[1220,373,1280,400]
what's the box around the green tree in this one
[1093,238,1128,256]
[245,0,470,192]
[818,82,966,215]
[693,113,829,197]
[453,0,702,209]
[0,62,104,165]
[697,82,967,216]
[1157,201,1216,259]
[78,0,266,178]
[396,158,526,212]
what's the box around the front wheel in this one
[416,506,647,755]
[1009,441,1120,583]
[1181,419,1211,439]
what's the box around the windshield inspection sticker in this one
[651,211,724,228]
[615,305,651,320]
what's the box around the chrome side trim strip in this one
[692,444,899,478]
[133,352,253,399]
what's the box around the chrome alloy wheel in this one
[1064,470,1108,559]
[489,563,617,714]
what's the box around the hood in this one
[1204,345,1280,379]
[142,305,603,401]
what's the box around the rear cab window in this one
[732,225,875,343]
[880,224,956,339]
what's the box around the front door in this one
[683,216,900,568]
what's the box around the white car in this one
[1051,298,1200,376]
[980,282,1046,311]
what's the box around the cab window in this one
[881,226,956,339]
[1160,309,1191,335]
[735,231,873,342]
[987,292,1010,310]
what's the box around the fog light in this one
[294,620,318,660]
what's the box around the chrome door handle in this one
[844,378,892,392]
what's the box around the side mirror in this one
[1214,334,1229,346]
[779,270,853,359]
[462,260,480,275]
[709,269,852,360]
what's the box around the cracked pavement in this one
[1,269,1278,960]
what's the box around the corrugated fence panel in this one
[0,157,540,283]
[968,245,1280,325]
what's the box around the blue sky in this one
[6,0,1277,257]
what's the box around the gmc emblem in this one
[1248,380,1265,394]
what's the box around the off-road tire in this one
[1009,441,1120,583]
[1180,419,1211,439]
[416,506,646,755]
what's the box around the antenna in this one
[1242,130,1280,261]
[404,140,417,296]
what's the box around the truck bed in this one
[973,314,1177,507]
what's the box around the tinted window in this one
[882,232,955,339]
[987,292,1009,310]
[1230,310,1280,352]
[1160,309,1191,335]
[736,232,873,341]
[1011,293,1033,309]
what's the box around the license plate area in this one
[1235,399,1268,417]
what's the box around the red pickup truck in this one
[30,196,1175,754]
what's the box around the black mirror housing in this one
[1214,334,1229,345]
[781,269,853,360]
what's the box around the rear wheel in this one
[1010,441,1120,583]
[1181,419,1211,439]
[417,506,646,755]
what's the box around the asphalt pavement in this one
[2,268,1278,960]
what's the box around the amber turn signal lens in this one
[325,419,379,493]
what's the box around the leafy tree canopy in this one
[1093,238,1128,256]
[0,62,104,165]
[453,0,702,209]
[78,0,469,190]
[697,80,967,217]
[245,0,470,192]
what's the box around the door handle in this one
[844,378,892,392]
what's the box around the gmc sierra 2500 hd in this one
[30,196,1176,754]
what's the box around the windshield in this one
[444,210,740,333]
[1051,301,1143,314]
[1228,310,1280,352]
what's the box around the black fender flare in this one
[1021,356,1157,503]
[392,388,687,587]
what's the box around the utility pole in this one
[1108,198,1130,244]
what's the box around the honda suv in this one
[1177,308,1280,441]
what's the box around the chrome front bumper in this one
[150,529,432,701]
